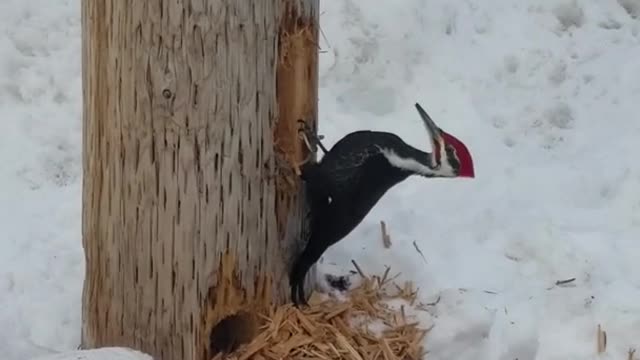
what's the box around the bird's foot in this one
[297,119,328,155]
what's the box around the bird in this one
[289,102,475,306]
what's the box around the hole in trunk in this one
[209,311,257,355]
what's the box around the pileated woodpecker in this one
[290,102,475,306]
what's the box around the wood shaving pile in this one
[215,268,430,360]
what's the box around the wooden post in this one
[81,1,319,359]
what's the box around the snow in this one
[29,348,153,360]
[1,0,639,359]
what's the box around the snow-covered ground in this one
[2,0,640,359]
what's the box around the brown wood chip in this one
[215,269,428,360]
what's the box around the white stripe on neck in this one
[379,147,455,177]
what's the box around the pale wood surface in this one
[81,1,319,359]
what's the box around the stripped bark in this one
[81,1,319,359]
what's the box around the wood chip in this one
[296,309,318,335]
[381,338,399,360]
[216,268,429,360]
[323,303,350,320]
[597,324,607,353]
[335,330,365,360]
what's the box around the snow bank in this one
[1,0,639,359]
[29,348,153,360]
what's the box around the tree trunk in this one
[80,1,319,359]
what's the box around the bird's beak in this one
[414,102,445,166]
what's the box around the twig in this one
[629,348,636,360]
[412,241,427,263]
[351,259,367,279]
[379,266,392,285]
[417,295,441,312]
[546,277,576,290]
[380,221,392,248]
[555,277,576,286]
[426,296,441,306]
[319,24,331,50]
[26,338,62,355]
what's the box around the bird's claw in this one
[297,120,317,153]
[297,119,317,136]
[297,119,328,155]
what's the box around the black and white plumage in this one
[290,102,475,306]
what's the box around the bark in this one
[80,1,319,359]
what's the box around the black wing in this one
[317,131,405,198]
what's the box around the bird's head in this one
[415,102,475,178]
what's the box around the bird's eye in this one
[445,144,456,153]
[445,145,460,171]
[446,145,458,157]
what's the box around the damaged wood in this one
[274,0,320,295]
[81,1,319,359]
